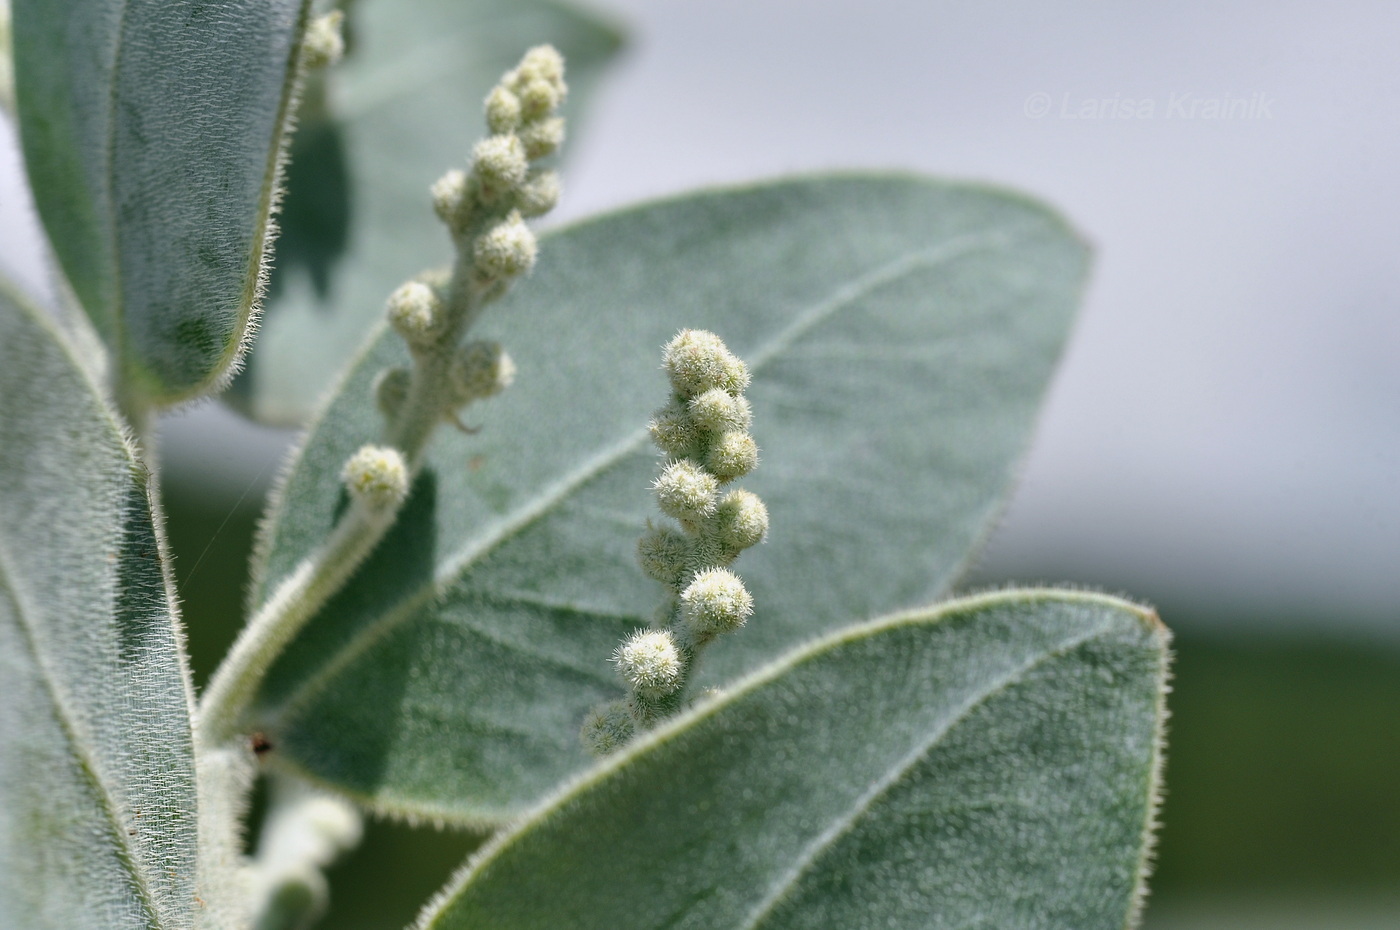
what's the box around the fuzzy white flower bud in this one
[612,630,684,699]
[647,398,700,458]
[679,568,753,636]
[473,211,537,282]
[342,445,409,512]
[514,45,566,94]
[663,329,750,398]
[715,489,768,550]
[706,431,759,480]
[653,459,718,522]
[449,341,515,406]
[637,523,691,588]
[372,367,411,419]
[471,134,529,194]
[385,281,443,347]
[518,116,565,161]
[431,169,471,230]
[518,78,561,121]
[688,388,752,433]
[301,11,344,70]
[484,86,522,135]
[514,170,561,218]
[580,700,634,756]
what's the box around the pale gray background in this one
[2,0,1397,634]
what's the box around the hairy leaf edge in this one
[0,275,197,927]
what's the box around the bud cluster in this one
[368,46,565,463]
[582,331,768,756]
[431,45,566,289]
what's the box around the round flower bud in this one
[706,431,758,480]
[612,630,683,699]
[518,78,560,121]
[647,398,700,458]
[484,86,522,134]
[662,329,750,397]
[688,388,752,433]
[637,523,691,588]
[679,568,753,637]
[342,445,409,512]
[431,169,471,230]
[470,134,528,194]
[715,489,768,550]
[653,459,718,522]
[580,700,634,756]
[372,367,411,419]
[515,45,566,92]
[518,116,565,161]
[385,281,442,347]
[514,170,561,218]
[301,11,345,70]
[473,211,537,282]
[449,341,515,407]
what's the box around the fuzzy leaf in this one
[227,0,624,424]
[249,175,1089,824]
[416,590,1170,930]
[11,0,312,403]
[0,283,198,928]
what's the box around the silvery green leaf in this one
[228,0,623,424]
[249,175,1089,824]
[11,0,312,403]
[0,281,199,928]
[417,590,1170,930]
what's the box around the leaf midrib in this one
[0,533,167,930]
[262,225,1033,726]
[736,617,1117,930]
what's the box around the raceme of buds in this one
[341,445,408,512]
[585,331,766,755]
[375,47,567,444]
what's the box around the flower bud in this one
[637,523,691,588]
[431,169,471,230]
[470,134,528,195]
[514,170,561,218]
[518,116,565,161]
[484,86,522,134]
[688,388,751,433]
[679,568,753,637]
[514,45,566,94]
[714,489,768,550]
[580,700,634,756]
[518,78,560,121]
[662,329,750,398]
[342,445,409,512]
[653,459,718,522]
[449,341,515,407]
[473,211,537,282]
[372,367,411,419]
[385,281,442,347]
[647,398,700,458]
[706,431,758,480]
[301,11,344,70]
[612,630,683,699]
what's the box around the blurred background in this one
[2,1,1397,927]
